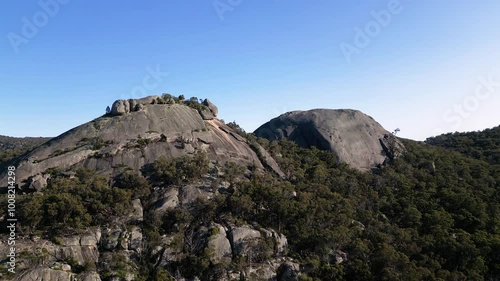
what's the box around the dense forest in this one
[426,126,500,166]
[1,126,499,280]
[242,133,500,280]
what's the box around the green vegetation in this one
[79,136,109,150]
[227,121,247,138]
[101,252,138,280]
[114,172,151,199]
[49,145,81,157]
[1,126,500,280]
[183,96,208,112]
[222,161,245,186]
[253,138,500,280]
[145,134,500,280]
[15,168,134,235]
[146,151,210,185]
[426,125,500,166]
[136,135,150,148]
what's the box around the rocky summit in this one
[0,96,412,281]
[1,95,498,280]
[0,95,292,281]
[254,109,404,171]
[0,95,283,191]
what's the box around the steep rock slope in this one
[254,109,403,171]
[1,98,283,188]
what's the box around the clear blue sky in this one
[1,0,500,140]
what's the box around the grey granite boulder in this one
[203,98,218,117]
[277,262,300,281]
[207,224,232,264]
[110,95,161,116]
[26,173,50,191]
[228,225,261,256]
[110,99,129,115]
[154,187,180,213]
[200,109,215,120]
[255,109,404,171]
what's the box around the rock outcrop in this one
[17,268,76,281]
[203,98,218,117]
[110,96,161,116]
[0,230,102,280]
[254,109,404,171]
[206,224,232,264]
[153,187,180,213]
[26,173,50,191]
[2,97,411,280]
[277,262,300,281]
[0,96,284,187]
[228,225,262,256]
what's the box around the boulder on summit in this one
[110,95,161,116]
[0,96,284,187]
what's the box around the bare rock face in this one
[136,95,161,105]
[0,230,102,281]
[80,272,103,281]
[110,95,161,116]
[154,187,180,213]
[207,224,232,264]
[228,225,262,256]
[331,249,348,265]
[128,99,138,112]
[180,184,214,205]
[26,173,50,191]
[379,134,405,160]
[200,109,215,120]
[110,99,129,115]
[254,109,404,171]
[260,228,288,255]
[129,199,143,222]
[0,100,283,186]
[203,98,218,117]
[17,268,75,281]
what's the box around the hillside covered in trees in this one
[1,124,499,280]
[426,126,500,167]
[245,130,500,280]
